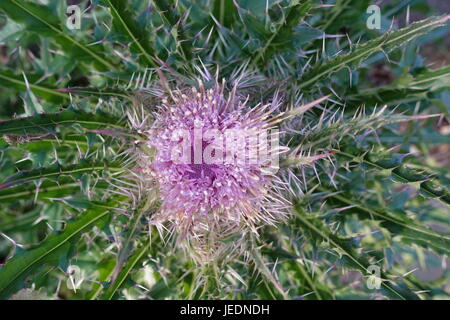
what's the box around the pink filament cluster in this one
[145,81,279,228]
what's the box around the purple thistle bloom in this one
[136,78,288,241]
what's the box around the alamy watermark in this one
[66,265,84,291]
[366,264,382,290]
[66,5,82,30]
[367,5,381,30]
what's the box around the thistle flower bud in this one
[133,78,288,249]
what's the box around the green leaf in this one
[0,110,126,136]
[294,204,420,300]
[153,0,192,60]
[0,0,117,71]
[101,241,150,300]
[253,0,312,65]
[0,162,124,190]
[298,15,450,90]
[321,188,450,257]
[87,258,117,300]
[104,0,156,67]
[0,176,109,203]
[315,0,354,32]
[250,243,289,299]
[212,0,237,28]
[337,149,450,205]
[0,211,40,234]
[346,65,450,108]
[58,87,133,100]
[295,108,438,150]
[261,229,335,300]
[409,65,450,91]
[0,69,69,103]
[0,200,118,299]
[22,81,44,116]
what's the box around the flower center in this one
[186,163,218,181]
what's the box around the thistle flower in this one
[132,75,289,247]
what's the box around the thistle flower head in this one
[134,77,288,244]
